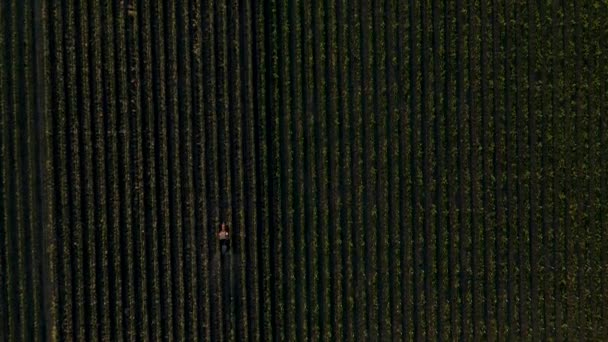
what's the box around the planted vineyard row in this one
[1,0,607,340]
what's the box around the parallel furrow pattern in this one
[1,0,608,341]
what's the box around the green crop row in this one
[1,0,607,340]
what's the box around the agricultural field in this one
[1,0,607,340]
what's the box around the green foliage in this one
[1,0,608,340]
